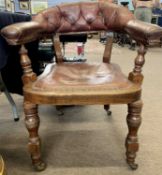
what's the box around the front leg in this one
[125,100,143,170]
[24,101,46,171]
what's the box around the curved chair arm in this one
[2,2,162,47]
[125,19,162,45]
[1,21,45,45]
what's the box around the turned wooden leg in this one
[125,100,142,170]
[24,101,46,171]
[104,105,112,116]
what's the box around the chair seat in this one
[24,62,141,104]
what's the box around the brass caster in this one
[107,110,112,116]
[33,161,46,171]
[128,162,138,170]
[14,118,19,122]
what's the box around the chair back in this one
[32,2,135,34]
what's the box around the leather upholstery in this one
[33,2,134,33]
[126,20,162,44]
[1,21,43,45]
[33,62,137,90]
[1,2,162,45]
[24,62,141,104]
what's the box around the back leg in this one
[104,105,112,116]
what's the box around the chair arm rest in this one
[125,20,162,45]
[1,21,45,45]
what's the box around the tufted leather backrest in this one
[2,1,162,45]
[32,2,135,34]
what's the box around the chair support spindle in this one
[19,45,37,85]
[128,44,146,85]
[53,35,63,63]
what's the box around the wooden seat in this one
[1,1,162,172]
[24,62,141,104]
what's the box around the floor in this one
[0,39,162,175]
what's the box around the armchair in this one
[1,2,162,171]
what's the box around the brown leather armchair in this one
[1,2,162,171]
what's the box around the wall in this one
[118,0,134,11]
[11,0,79,13]
[0,0,5,10]
[48,0,80,7]
[13,0,97,13]
[2,0,134,13]
[14,0,30,13]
